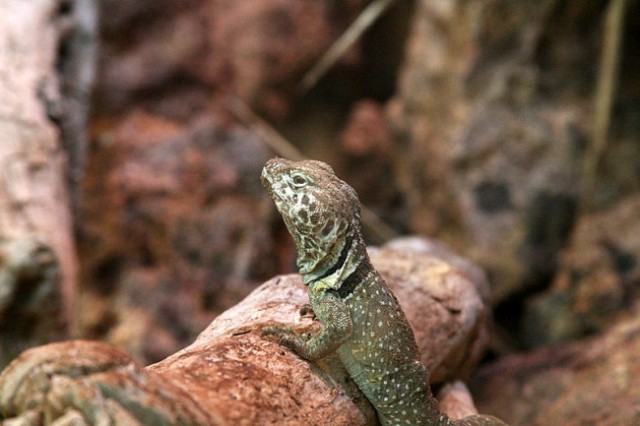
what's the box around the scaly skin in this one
[261,158,507,426]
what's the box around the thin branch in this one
[226,97,306,161]
[360,207,398,242]
[298,0,399,95]
[226,96,398,242]
[584,0,629,197]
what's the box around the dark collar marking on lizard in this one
[336,259,369,299]
[312,235,353,284]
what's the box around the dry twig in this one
[584,0,629,198]
[298,0,399,94]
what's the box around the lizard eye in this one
[291,174,308,188]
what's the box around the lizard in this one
[260,158,508,426]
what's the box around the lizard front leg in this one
[262,288,352,361]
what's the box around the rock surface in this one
[0,238,494,425]
[0,237,63,367]
[471,313,640,426]
[522,193,640,346]
[387,0,591,303]
[0,0,96,362]
[97,0,366,116]
[0,341,215,425]
[81,111,274,364]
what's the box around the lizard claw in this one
[261,326,296,341]
[260,326,310,357]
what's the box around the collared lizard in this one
[261,158,507,426]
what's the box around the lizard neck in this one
[299,230,371,293]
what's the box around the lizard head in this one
[261,158,362,276]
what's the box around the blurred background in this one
[1,0,639,422]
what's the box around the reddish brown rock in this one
[471,314,640,426]
[97,0,366,115]
[340,100,390,158]
[437,381,482,420]
[1,238,494,425]
[0,341,216,425]
[81,111,273,364]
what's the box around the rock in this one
[97,0,366,116]
[386,0,636,306]
[0,236,64,367]
[81,111,273,364]
[470,313,640,426]
[437,381,481,420]
[522,193,640,346]
[0,0,91,362]
[0,341,215,425]
[0,237,494,425]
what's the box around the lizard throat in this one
[302,233,368,299]
[336,259,370,298]
[312,235,353,282]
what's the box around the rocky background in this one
[1,0,639,425]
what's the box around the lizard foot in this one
[261,326,311,358]
[261,325,295,338]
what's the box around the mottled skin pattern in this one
[261,158,507,426]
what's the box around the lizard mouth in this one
[260,167,275,194]
[260,169,286,210]
[261,159,291,204]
